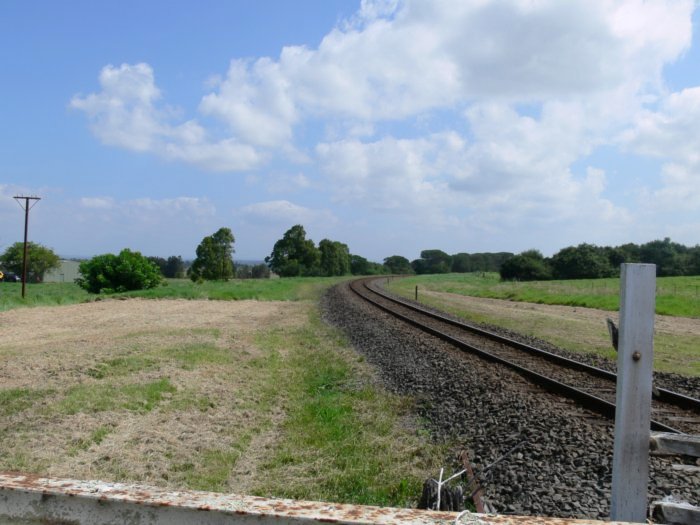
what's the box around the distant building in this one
[44,259,81,283]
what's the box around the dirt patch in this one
[424,290,700,337]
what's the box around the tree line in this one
[4,225,699,294]
[500,238,700,281]
[384,250,514,275]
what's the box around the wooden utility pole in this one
[13,195,41,298]
[611,263,656,523]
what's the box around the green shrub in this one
[76,249,163,294]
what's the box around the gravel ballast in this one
[322,281,700,520]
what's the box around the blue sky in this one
[2,1,700,262]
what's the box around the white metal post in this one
[611,263,656,523]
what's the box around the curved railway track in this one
[349,277,700,435]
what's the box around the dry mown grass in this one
[0,299,304,487]
[0,298,445,506]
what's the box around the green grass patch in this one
[389,273,700,317]
[0,387,51,416]
[252,316,449,508]
[69,425,114,455]
[86,355,160,379]
[0,281,90,311]
[59,378,176,414]
[166,390,216,412]
[159,342,234,369]
[0,276,353,312]
[171,440,252,492]
[119,276,352,302]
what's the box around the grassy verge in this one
[387,273,700,317]
[0,276,353,312]
[251,314,446,506]
[0,300,449,507]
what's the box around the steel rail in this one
[368,279,700,413]
[348,278,683,434]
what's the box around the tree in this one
[76,249,163,293]
[0,242,60,283]
[189,228,235,281]
[350,255,386,275]
[550,243,614,280]
[451,253,472,273]
[164,255,186,278]
[383,255,413,274]
[251,263,271,279]
[499,250,552,281]
[617,243,641,264]
[147,256,167,275]
[319,239,351,276]
[639,238,686,276]
[412,249,452,274]
[265,225,320,277]
[236,265,252,279]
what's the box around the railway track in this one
[349,277,700,435]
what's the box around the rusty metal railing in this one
[0,472,638,525]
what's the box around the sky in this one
[2,0,700,262]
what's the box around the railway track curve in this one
[349,277,700,435]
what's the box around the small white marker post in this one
[611,263,656,523]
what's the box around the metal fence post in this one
[611,263,656,523]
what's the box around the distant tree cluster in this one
[235,263,271,279]
[351,255,387,275]
[500,238,700,281]
[383,255,413,274]
[0,242,60,283]
[264,224,391,277]
[266,224,362,277]
[392,250,514,275]
[147,255,186,278]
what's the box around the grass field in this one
[0,277,451,507]
[387,273,700,317]
[386,273,700,377]
[0,276,352,312]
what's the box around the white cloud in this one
[623,87,700,159]
[67,1,697,255]
[70,63,165,152]
[266,172,311,193]
[73,1,693,174]
[622,87,700,211]
[71,64,262,172]
[199,59,297,148]
[199,0,692,129]
[317,103,631,236]
[127,197,216,216]
[238,200,336,226]
[316,135,454,216]
[78,195,215,221]
[80,197,115,209]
